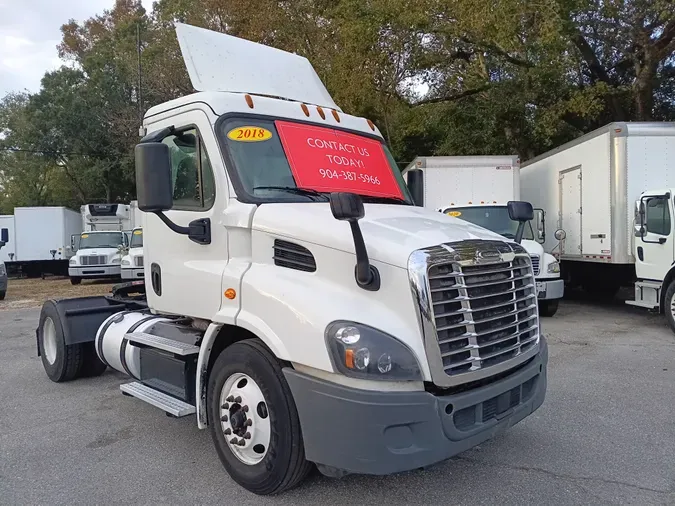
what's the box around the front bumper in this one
[536,279,564,300]
[69,265,121,278]
[121,267,144,280]
[284,336,548,475]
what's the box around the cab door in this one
[143,107,229,319]
[635,193,674,282]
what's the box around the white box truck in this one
[0,215,16,263]
[0,227,8,299]
[35,23,548,495]
[1,207,81,277]
[521,122,675,331]
[403,156,564,316]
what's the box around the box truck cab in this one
[68,231,127,284]
[35,23,548,495]
[121,227,144,280]
[403,156,564,316]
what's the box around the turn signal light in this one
[224,288,237,300]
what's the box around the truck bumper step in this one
[125,331,199,355]
[120,381,196,417]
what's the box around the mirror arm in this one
[514,222,526,244]
[154,211,189,235]
[349,221,380,289]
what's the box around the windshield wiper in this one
[361,195,412,205]
[253,186,329,201]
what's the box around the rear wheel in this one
[70,277,82,285]
[538,300,559,317]
[663,281,675,334]
[0,290,5,300]
[38,301,83,382]
[207,339,312,495]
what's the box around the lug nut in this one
[238,439,246,446]
[234,396,242,403]
[242,405,249,413]
[230,437,239,445]
[226,396,235,402]
[221,403,229,409]
[245,419,252,427]
[243,432,251,440]
[220,415,228,422]
[224,428,231,435]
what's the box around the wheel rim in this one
[670,290,675,320]
[219,372,271,465]
[43,317,57,365]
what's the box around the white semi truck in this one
[68,204,133,284]
[403,156,564,316]
[36,23,548,495]
[521,122,675,332]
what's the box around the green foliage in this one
[1,0,674,210]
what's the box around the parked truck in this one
[403,155,564,316]
[0,227,8,300]
[68,204,133,284]
[0,207,81,277]
[36,23,548,495]
[521,122,675,331]
[121,227,144,280]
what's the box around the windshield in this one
[129,229,143,248]
[79,232,125,249]
[218,117,413,204]
[443,206,534,240]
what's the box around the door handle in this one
[637,246,644,261]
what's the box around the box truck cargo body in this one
[521,122,675,293]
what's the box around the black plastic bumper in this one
[283,336,548,475]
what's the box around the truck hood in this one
[252,203,509,268]
[520,239,544,256]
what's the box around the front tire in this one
[0,290,5,300]
[663,281,675,334]
[38,301,83,382]
[207,339,312,495]
[538,300,559,317]
[70,277,82,285]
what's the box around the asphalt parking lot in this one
[1,297,674,505]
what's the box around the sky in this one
[0,0,153,98]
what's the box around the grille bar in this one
[437,303,538,334]
[530,255,540,275]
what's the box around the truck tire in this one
[38,301,83,382]
[0,291,5,300]
[663,281,675,334]
[70,277,82,285]
[78,342,108,377]
[538,300,559,317]
[207,339,312,495]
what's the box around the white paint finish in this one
[559,167,583,255]
[174,23,339,110]
[634,190,675,282]
[81,203,132,231]
[251,202,504,269]
[143,105,231,319]
[13,207,82,261]
[0,215,16,262]
[239,230,432,379]
[292,363,424,392]
[404,155,520,210]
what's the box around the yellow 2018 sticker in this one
[133,229,142,235]
[446,211,462,217]
[227,126,273,142]
[81,234,89,238]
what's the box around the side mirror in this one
[135,142,174,212]
[533,208,545,243]
[507,201,534,244]
[70,234,80,252]
[329,192,379,291]
[554,229,566,241]
[1,228,8,244]
[406,169,424,207]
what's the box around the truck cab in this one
[0,227,8,300]
[36,23,548,495]
[440,204,563,316]
[627,188,675,330]
[68,230,127,285]
[121,228,144,280]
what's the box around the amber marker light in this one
[224,288,236,300]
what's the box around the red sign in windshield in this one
[275,120,403,199]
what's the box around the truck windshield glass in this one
[129,230,143,248]
[79,232,125,249]
[219,117,413,204]
[444,206,534,241]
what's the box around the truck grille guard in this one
[408,240,541,388]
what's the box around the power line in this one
[0,148,93,156]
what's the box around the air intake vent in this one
[273,240,316,272]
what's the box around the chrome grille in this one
[135,256,144,267]
[81,255,106,266]
[530,255,540,275]
[408,240,540,387]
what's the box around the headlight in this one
[69,258,77,265]
[121,259,131,266]
[547,261,560,273]
[112,257,121,264]
[325,321,421,381]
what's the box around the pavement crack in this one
[455,456,669,495]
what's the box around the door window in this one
[645,197,671,236]
[162,128,216,210]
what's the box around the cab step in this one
[120,381,196,417]
[125,332,199,355]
